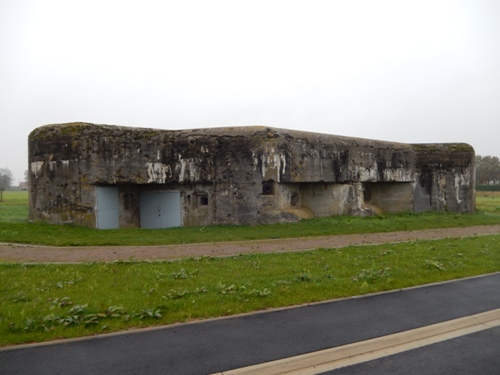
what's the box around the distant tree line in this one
[0,168,13,202]
[475,155,500,186]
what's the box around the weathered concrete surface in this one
[28,123,475,228]
[412,143,475,213]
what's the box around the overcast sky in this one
[1,0,499,184]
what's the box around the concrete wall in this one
[364,182,414,213]
[412,144,475,213]
[28,123,475,228]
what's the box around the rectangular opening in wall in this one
[194,190,209,206]
[262,181,274,195]
[199,195,208,206]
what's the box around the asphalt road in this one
[1,273,499,375]
[326,326,500,375]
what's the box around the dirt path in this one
[1,225,499,263]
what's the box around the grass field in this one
[1,235,499,346]
[0,190,28,223]
[0,190,499,246]
[476,191,500,214]
[0,190,499,346]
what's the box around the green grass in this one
[0,190,28,223]
[1,234,499,346]
[0,190,499,347]
[476,191,500,214]
[0,190,499,246]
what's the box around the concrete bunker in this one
[28,123,475,229]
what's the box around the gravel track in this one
[1,225,499,263]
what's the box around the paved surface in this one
[326,326,500,375]
[1,273,499,375]
[217,309,500,374]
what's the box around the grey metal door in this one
[96,186,119,229]
[140,191,181,228]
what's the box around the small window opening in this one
[364,183,372,203]
[262,181,274,195]
[199,195,208,206]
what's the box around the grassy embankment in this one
[0,190,499,346]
